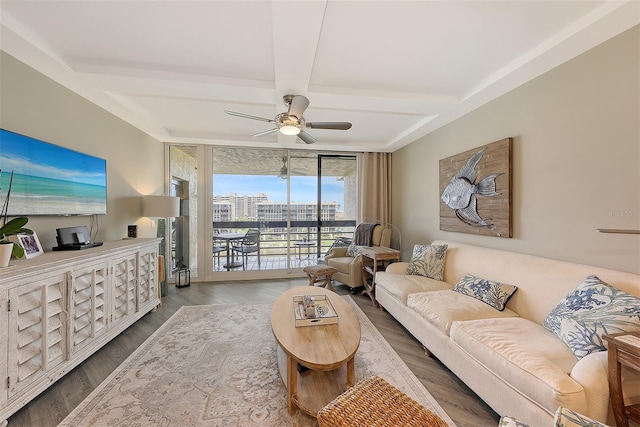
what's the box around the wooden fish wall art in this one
[439,138,512,238]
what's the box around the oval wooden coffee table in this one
[271,286,361,417]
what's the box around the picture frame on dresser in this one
[16,232,43,259]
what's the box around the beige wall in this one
[393,25,639,274]
[0,52,165,250]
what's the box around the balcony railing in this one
[212,220,356,270]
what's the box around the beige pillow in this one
[405,244,448,281]
[371,225,383,246]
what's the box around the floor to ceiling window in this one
[168,145,356,281]
[211,147,356,279]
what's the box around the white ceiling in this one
[1,1,638,153]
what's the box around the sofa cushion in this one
[375,272,452,304]
[451,317,584,414]
[406,244,448,280]
[543,275,640,359]
[453,274,518,311]
[407,290,519,335]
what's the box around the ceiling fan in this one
[224,95,352,144]
[277,157,289,179]
[276,157,310,179]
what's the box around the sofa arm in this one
[348,254,364,288]
[385,261,410,274]
[569,351,609,423]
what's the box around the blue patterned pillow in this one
[346,243,365,257]
[453,274,518,311]
[553,406,608,427]
[543,275,640,359]
[499,416,529,427]
[405,244,447,280]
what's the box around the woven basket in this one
[317,375,449,427]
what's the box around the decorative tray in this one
[293,294,338,327]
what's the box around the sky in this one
[213,174,345,208]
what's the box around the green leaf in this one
[0,217,30,239]
[11,243,25,259]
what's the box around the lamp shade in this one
[143,195,180,217]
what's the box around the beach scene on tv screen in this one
[0,129,107,216]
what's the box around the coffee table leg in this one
[346,357,355,387]
[287,354,297,414]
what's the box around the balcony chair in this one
[324,224,391,291]
[231,228,261,270]
[212,235,226,269]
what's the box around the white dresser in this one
[0,238,161,422]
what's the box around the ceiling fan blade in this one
[224,110,274,123]
[306,122,352,130]
[252,128,279,137]
[287,95,309,119]
[298,131,317,144]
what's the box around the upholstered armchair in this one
[325,224,392,291]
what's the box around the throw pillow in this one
[325,238,351,257]
[453,274,518,311]
[346,243,365,257]
[553,406,608,427]
[405,244,447,280]
[543,275,640,359]
[499,416,529,427]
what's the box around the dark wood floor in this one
[7,279,500,427]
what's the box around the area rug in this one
[59,297,456,426]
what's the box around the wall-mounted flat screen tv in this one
[0,129,107,216]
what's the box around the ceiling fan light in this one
[279,125,300,135]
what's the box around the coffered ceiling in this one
[1,1,638,152]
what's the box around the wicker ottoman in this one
[303,265,337,291]
[317,375,449,427]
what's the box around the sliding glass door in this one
[317,155,357,260]
[168,145,357,281]
[211,147,288,274]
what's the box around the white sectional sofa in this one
[375,239,640,426]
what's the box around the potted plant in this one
[0,170,32,266]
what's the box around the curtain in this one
[357,152,392,225]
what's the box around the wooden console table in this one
[360,246,400,308]
[603,332,640,427]
[0,238,161,423]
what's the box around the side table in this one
[360,246,400,308]
[603,332,640,427]
[295,240,314,260]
